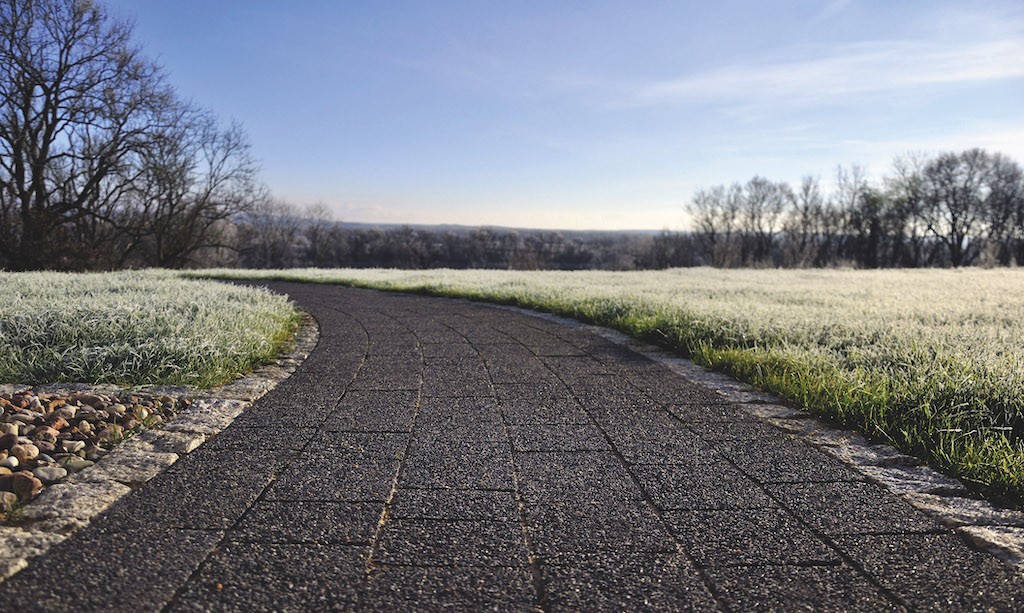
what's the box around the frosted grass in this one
[195,267,1024,500]
[0,270,299,387]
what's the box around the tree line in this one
[235,200,659,270]
[686,149,1024,268]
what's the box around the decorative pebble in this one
[11,471,43,501]
[63,459,94,473]
[10,443,39,463]
[0,491,17,512]
[32,465,68,484]
[62,440,86,454]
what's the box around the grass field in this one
[194,267,1024,503]
[0,270,300,388]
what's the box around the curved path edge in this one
[492,302,1024,570]
[0,314,320,582]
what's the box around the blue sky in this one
[106,1,1024,230]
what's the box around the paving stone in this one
[375,519,529,567]
[325,390,418,432]
[667,402,759,423]
[389,488,520,521]
[69,446,178,487]
[703,564,900,612]
[15,481,132,533]
[162,398,250,434]
[231,500,381,545]
[168,542,366,611]
[416,398,506,442]
[228,401,336,429]
[362,565,536,611]
[349,357,422,391]
[421,342,482,359]
[523,500,676,556]
[686,418,784,441]
[957,525,1024,566]
[6,282,1020,612]
[665,508,840,566]
[833,532,1024,611]
[508,423,609,452]
[0,528,67,580]
[904,492,1024,529]
[515,452,641,503]
[306,431,409,458]
[716,436,863,483]
[401,440,515,490]
[98,477,265,530]
[601,414,721,464]
[541,551,718,612]
[201,425,319,451]
[267,453,399,502]
[633,461,778,510]
[858,464,971,496]
[766,481,942,535]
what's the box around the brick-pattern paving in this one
[3,283,1023,611]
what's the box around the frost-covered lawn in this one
[1,270,299,388]
[195,267,1024,502]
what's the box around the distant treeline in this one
[234,202,661,270]
[234,148,1024,271]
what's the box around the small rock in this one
[32,426,60,443]
[0,466,11,476]
[77,420,93,435]
[0,456,17,469]
[33,466,67,484]
[0,490,17,512]
[107,403,127,417]
[36,453,56,464]
[0,433,16,451]
[71,393,106,408]
[10,443,39,463]
[50,406,77,421]
[35,440,55,454]
[62,440,86,454]
[0,423,17,436]
[63,459,94,473]
[11,471,43,501]
[45,416,69,430]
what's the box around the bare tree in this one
[0,0,172,270]
[126,107,262,268]
[738,176,787,265]
[781,176,823,267]
[919,150,989,267]
[688,184,739,266]
[979,153,1024,266]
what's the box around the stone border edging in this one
[494,304,1024,570]
[0,314,319,582]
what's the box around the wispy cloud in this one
[633,37,1024,106]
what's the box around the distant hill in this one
[337,221,667,239]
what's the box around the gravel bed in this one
[0,390,190,513]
